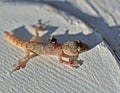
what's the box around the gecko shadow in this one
[12,25,102,50]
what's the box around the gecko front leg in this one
[30,21,45,42]
[58,51,79,68]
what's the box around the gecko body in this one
[4,24,89,73]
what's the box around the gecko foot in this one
[10,59,27,74]
[70,62,79,68]
[59,59,79,68]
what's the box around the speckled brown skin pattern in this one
[4,24,89,74]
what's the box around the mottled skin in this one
[4,23,89,73]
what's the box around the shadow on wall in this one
[4,0,120,48]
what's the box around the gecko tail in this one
[4,31,28,49]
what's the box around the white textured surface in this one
[0,1,120,93]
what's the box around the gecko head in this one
[62,40,89,56]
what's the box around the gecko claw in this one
[10,66,21,74]
[10,61,26,74]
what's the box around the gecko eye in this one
[77,47,81,52]
[49,36,57,44]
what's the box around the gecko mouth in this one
[63,51,79,56]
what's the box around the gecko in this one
[4,23,89,73]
